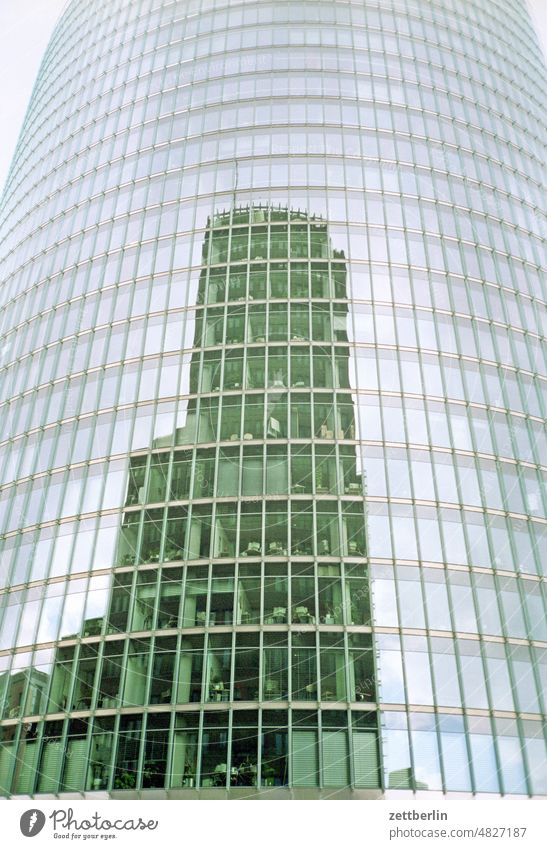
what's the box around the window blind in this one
[63,739,88,790]
[353,731,380,788]
[37,740,63,792]
[14,741,38,793]
[322,730,349,787]
[291,730,318,786]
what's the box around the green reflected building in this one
[0,0,545,798]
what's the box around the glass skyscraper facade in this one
[0,0,545,798]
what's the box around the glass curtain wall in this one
[0,0,545,797]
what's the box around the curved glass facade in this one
[0,0,545,798]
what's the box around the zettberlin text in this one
[388,810,448,821]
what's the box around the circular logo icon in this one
[20,810,46,837]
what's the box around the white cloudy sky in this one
[0,0,545,194]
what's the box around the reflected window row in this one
[0,560,369,656]
[1,630,374,720]
[0,494,538,612]
[3,704,545,795]
[6,139,542,294]
[196,304,349,346]
[125,444,363,505]
[357,395,544,466]
[106,561,370,635]
[2,233,543,355]
[1,556,542,660]
[5,192,541,326]
[125,439,543,517]
[0,708,380,794]
[32,16,542,129]
[117,499,366,566]
[1,385,544,496]
[354,348,543,419]
[3,277,542,380]
[190,346,352,393]
[203,217,340,266]
[1,340,543,460]
[1,625,544,726]
[0,492,541,610]
[4,122,539,298]
[4,325,543,440]
[2,228,543,385]
[6,81,544,247]
[2,297,543,403]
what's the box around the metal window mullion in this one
[205,563,212,625]
[143,634,155,707]
[342,632,352,708]
[368,629,385,793]
[230,626,236,704]
[224,708,232,791]
[256,703,263,785]
[336,441,345,497]
[172,632,183,709]
[221,302,228,352]
[55,718,70,794]
[200,632,209,713]
[425,635,450,794]
[488,708,508,797]
[260,499,268,558]
[135,712,147,790]
[404,700,427,796]
[133,504,146,567]
[123,567,137,636]
[442,556,461,636]
[515,714,534,798]
[312,492,320,561]
[195,711,204,788]
[339,561,349,628]
[317,699,324,790]
[206,498,216,562]
[285,496,292,557]
[346,706,355,790]
[287,626,293,703]
[287,705,293,787]
[314,628,321,708]
[164,709,177,790]
[157,507,169,568]
[337,489,346,559]
[89,641,104,713]
[257,559,265,628]
[164,448,175,505]
[187,441,198,501]
[71,642,85,712]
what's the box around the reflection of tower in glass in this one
[118,206,366,565]
[1,0,545,802]
[13,206,377,795]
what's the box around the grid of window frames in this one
[0,0,545,797]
